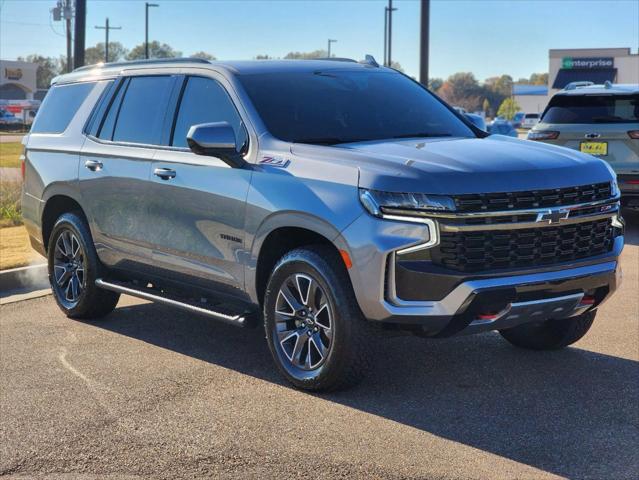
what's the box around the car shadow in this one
[89,302,639,479]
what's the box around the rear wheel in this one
[48,212,119,319]
[263,245,373,391]
[499,310,596,350]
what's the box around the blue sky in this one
[1,0,637,81]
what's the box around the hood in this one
[301,135,614,195]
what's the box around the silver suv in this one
[529,83,639,208]
[23,58,624,391]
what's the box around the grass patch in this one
[0,225,42,270]
[0,181,22,227]
[0,142,23,168]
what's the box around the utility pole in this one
[384,2,397,67]
[145,3,159,59]
[387,0,394,67]
[383,7,387,66]
[327,39,337,58]
[95,18,122,63]
[419,0,430,85]
[65,0,72,72]
[74,0,86,69]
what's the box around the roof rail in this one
[564,81,594,90]
[73,57,212,73]
[312,57,358,63]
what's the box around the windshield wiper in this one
[390,132,453,139]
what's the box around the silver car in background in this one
[529,83,639,208]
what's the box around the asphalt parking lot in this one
[1,211,637,479]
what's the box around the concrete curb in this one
[0,264,49,293]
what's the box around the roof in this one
[513,84,548,96]
[555,83,639,96]
[53,57,383,84]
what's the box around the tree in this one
[17,54,59,89]
[529,72,548,85]
[255,54,272,60]
[85,42,128,64]
[497,97,520,120]
[126,41,181,60]
[389,61,404,72]
[482,98,491,116]
[438,72,482,111]
[284,50,327,59]
[428,78,443,92]
[190,51,216,61]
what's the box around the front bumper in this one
[338,203,623,337]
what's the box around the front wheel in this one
[499,310,596,350]
[263,245,373,391]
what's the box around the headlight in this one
[359,188,455,218]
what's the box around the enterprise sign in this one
[561,57,614,69]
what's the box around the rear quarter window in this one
[31,82,96,134]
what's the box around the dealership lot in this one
[1,212,637,479]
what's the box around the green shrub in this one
[0,181,22,227]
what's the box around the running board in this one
[95,278,255,327]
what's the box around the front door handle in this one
[84,159,103,171]
[154,167,176,180]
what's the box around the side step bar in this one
[95,278,254,327]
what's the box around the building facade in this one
[513,84,548,114]
[0,60,38,100]
[549,47,639,95]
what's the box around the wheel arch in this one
[249,212,350,306]
[41,194,89,253]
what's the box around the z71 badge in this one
[260,156,291,168]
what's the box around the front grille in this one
[432,218,615,272]
[453,182,612,213]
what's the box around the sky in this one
[1,0,638,82]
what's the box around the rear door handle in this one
[84,159,103,171]
[154,167,176,180]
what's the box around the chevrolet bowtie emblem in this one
[536,208,570,224]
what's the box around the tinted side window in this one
[112,76,174,145]
[172,76,244,148]
[97,80,127,140]
[31,82,96,134]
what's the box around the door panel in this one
[79,138,155,268]
[149,150,252,295]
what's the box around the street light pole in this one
[419,0,430,85]
[384,3,397,67]
[383,7,388,66]
[95,18,122,63]
[145,2,159,59]
[387,0,393,66]
[327,39,337,58]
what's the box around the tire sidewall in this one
[48,213,100,317]
[264,249,357,390]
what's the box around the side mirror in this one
[186,122,246,168]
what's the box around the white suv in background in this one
[521,113,540,129]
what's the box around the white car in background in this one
[521,113,540,129]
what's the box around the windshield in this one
[238,69,475,144]
[542,94,639,124]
